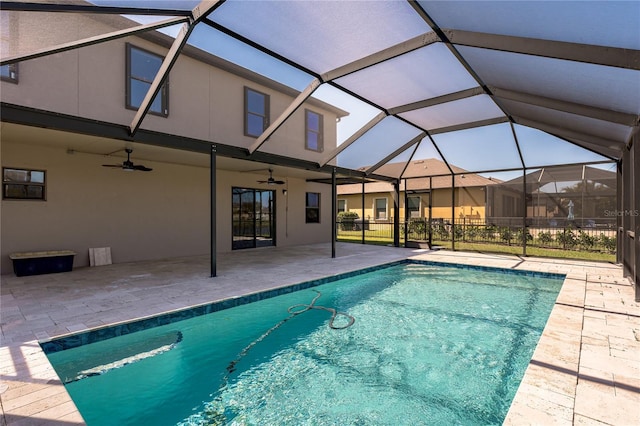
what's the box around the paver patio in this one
[1,244,638,425]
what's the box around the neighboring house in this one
[486,164,617,227]
[337,158,499,223]
[0,12,347,272]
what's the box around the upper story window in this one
[245,87,270,137]
[1,64,18,83]
[126,44,168,117]
[3,167,46,200]
[337,199,346,214]
[305,109,323,152]
[306,192,320,223]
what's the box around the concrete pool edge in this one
[504,276,586,424]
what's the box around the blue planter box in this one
[9,250,76,277]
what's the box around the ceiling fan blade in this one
[133,164,153,172]
[102,164,122,168]
[273,180,286,185]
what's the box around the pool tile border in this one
[40,259,565,354]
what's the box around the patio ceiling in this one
[1,0,639,181]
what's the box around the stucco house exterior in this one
[0,12,348,273]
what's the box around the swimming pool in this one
[44,261,564,425]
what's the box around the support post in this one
[523,169,527,256]
[361,177,366,244]
[394,179,400,247]
[616,160,623,264]
[332,168,337,258]
[210,144,217,277]
[404,183,409,248]
[451,174,456,250]
[428,177,433,248]
[632,136,639,301]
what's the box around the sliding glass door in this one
[232,187,275,250]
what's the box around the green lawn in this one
[337,233,616,263]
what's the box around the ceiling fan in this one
[102,148,152,172]
[257,168,285,185]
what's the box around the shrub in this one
[599,233,617,253]
[454,225,464,240]
[537,231,553,246]
[465,226,481,241]
[409,219,426,235]
[481,225,497,240]
[337,211,359,231]
[500,227,514,245]
[433,223,450,240]
[578,231,595,251]
[557,227,577,249]
[515,228,533,243]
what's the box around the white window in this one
[374,198,387,220]
[337,199,346,214]
[407,196,421,218]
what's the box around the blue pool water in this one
[45,262,564,425]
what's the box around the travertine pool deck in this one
[1,243,638,425]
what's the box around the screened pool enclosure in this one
[1,1,638,298]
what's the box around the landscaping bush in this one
[515,228,533,243]
[557,227,577,249]
[500,227,514,245]
[578,231,595,251]
[465,226,481,241]
[481,225,497,240]
[433,223,450,240]
[537,231,554,246]
[337,211,359,231]
[599,233,617,253]
[454,225,464,240]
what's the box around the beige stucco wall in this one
[338,187,487,222]
[0,141,332,274]
[1,32,339,159]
